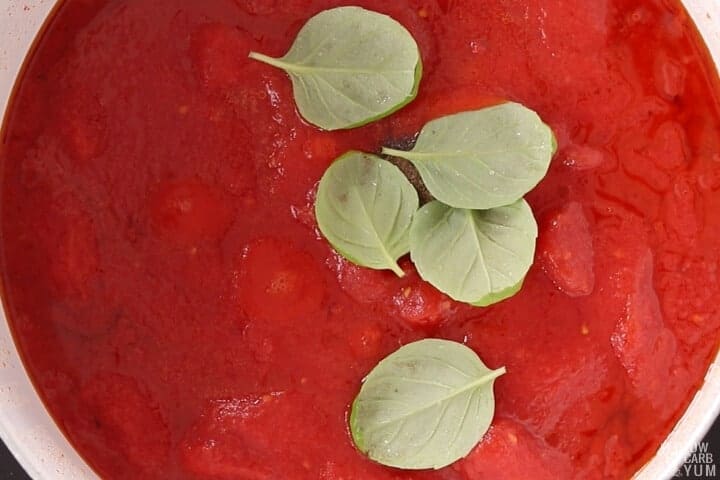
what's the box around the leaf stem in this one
[385,147,462,161]
[487,366,507,381]
[382,147,410,158]
[250,52,409,76]
[390,261,406,278]
[248,51,292,71]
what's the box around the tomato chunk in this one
[654,53,687,99]
[58,91,108,162]
[330,257,454,329]
[648,121,688,170]
[609,250,677,405]
[391,261,455,329]
[347,323,385,360]
[50,207,99,299]
[320,460,413,480]
[330,255,397,304]
[482,334,612,436]
[181,397,274,479]
[181,394,320,478]
[538,202,595,297]
[547,382,624,461]
[561,144,608,171]
[238,238,325,322]
[149,179,234,243]
[302,133,341,165]
[80,374,169,470]
[392,280,453,329]
[191,24,252,90]
[457,418,572,480]
[663,177,699,243]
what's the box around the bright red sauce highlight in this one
[1,0,720,479]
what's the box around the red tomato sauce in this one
[1,0,720,478]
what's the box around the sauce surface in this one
[1,0,720,479]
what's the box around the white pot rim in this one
[0,1,719,479]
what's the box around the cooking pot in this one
[0,1,718,478]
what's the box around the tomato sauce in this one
[1,0,720,478]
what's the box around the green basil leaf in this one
[350,339,505,470]
[410,200,537,305]
[315,151,419,277]
[472,278,525,307]
[249,6,422,131]
[382,103,556,209]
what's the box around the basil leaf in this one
[472,278,525,307]
[382,103,556,209]
[249,6,422,131]
[410,200,537,305]
[315,151,419,277]
[350,339,505,470]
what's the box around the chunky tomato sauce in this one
[1,0,720,478]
